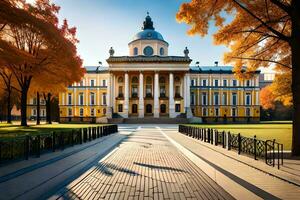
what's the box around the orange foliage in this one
[260,86,276,109]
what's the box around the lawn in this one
[0,123,105,138]
[188,123,292,150]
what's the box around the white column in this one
[154,72,159,118]
[139,72,144,118]
[124,72,129,118]
[106,73,112,118]
[186,73,193,118]
[183,75,187,110]
[169,73,175,118]
[111,74,115,112]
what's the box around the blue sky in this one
[51,0,228,67]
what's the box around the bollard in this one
[222,131,225,148]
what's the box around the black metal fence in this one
[0,125,118,164]
[178,125,284,169]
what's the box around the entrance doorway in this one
[146,104,152,114]
[160,104,166,114]
[132,104,138,114]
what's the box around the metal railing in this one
[178,125,284,169]
[0,125,118,164]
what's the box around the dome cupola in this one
[128,13,169,56]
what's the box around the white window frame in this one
[202,79,207,87]
[79,93,84,106]
[245,93,251,105]
[232,108,237,117]
[68,93,72,105]
[80,108,84,117]
[214,79,219,87]
[223,79,227,87]
[202,92,207,105]
[90,79,95,87]
[232,93,237,105]
[102,93,107,105]
[214,92,219,105]
[232,79,237,87]
[102,79,106,86]
[90,92,95,105]
[245,107,251,117]
[222,92,227,105]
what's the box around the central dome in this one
[128,13,169,56]
[132,29,165,41]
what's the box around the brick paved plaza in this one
[1,125,300,200]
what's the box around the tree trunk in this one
[6,89,12,124]
[291,0,300,156]
[46,93,52,124]
[20,87,28,126]
[36,92,40,125]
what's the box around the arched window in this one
[134,47,138,55]
[160,47,164,56]
[118,77,123,83]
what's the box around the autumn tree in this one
[177,0,300,155]
[0,0,84,126]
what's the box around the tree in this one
[260,85,276,110]
[177,0,300,155]
[0,0,84,126]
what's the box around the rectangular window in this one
[191,92,195,105]
[90,79,95,87]
[232,79,237,87]
[68,93,72,105]
[222,92,227,105]
[102,93,107,105]
[146,85,152,97]
[215,108,219,116]
[118,104,123,112]
[202,92,207,105]
[191,79,196,86]
[202,108,207,116]
[90,93,95,105]
[223,79,227,87]
[202,79,207,87]
[79,93,84,105]
[33,109,37,116]
[80,108,84,117]
[41,109,45,117]
[232,108,237,117]
[91,108,95,116]
[68,108,72,116]
[246,108,251,117]
[175,104,181,112]
[102,79,106,86]
[214,92,219,105]
[246,80,250,87]
[33,98,37,105]
[246,93,251,105]
[132,85,138,98]
[232,93,237,105]
[118,86,123,97]
[160,86,166,97]
[214,79,219,87]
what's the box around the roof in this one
[190,66,260,74]
[84,66,108,73]
[107,55,192,63]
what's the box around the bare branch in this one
[232,0,290,42]
[230,56,291,69]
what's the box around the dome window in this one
[143,46,154,56]
[133,47,138,55]
[160,47,164,56]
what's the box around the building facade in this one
[55,14,260,123]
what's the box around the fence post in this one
[272,139,275,167]
[211,129,214,145]
[238,133,241,155]
[254,135,257,160]
[215,130,218,146]
[226,131,231,150]
[222,131,225,148]
[89,127,92,141]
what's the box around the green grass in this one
[0,124,105,138]
[187,123,292,150]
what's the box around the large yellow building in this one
[55,14,260,123]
